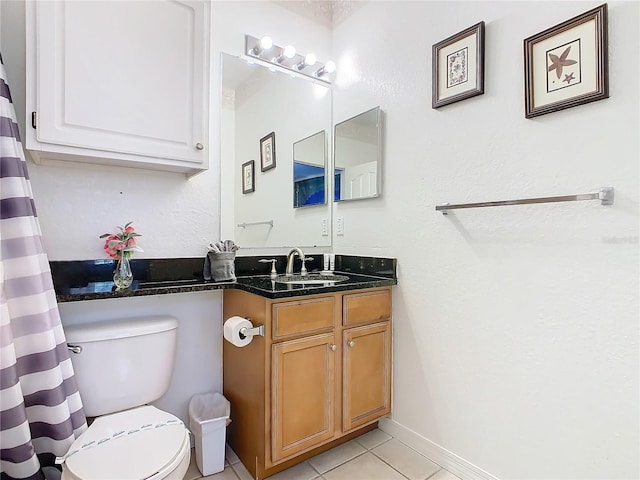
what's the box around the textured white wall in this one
[332,2,639,479]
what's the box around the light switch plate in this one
[321,218,328,236]
[336,217,344,236]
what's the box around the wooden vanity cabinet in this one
[223,287,392,480]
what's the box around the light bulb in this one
[313,61,337,78]
[283,45,296,59]
[294,53,317,71]
[305,53,317,66]
[259,36,273,50]
[273,45,297,64]
[250,35,273,56]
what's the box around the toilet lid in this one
[64,406,188,480]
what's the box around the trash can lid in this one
[64,406,188,480]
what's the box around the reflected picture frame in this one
[260,132,276,172]
[432,21,485,109]
[242,160,255,194]
[524,4,608,118]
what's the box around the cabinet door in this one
[272,333,336,462]
[343,322,391,432]
[33,0,208,166]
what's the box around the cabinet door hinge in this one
[31,112,37,129]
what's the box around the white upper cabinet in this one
[26,0,210,175]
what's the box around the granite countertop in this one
[234,271,395,299]
[51,255,397,302]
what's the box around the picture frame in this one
[432,21,485,109]
[260,132,276,172]
[523,4,608,118]
[242,160,255,194]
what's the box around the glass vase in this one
[113,254,133,290]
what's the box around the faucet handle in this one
[300,257,314,276]
[259,258,278,278]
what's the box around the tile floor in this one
[182,429,462,480]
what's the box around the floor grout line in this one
[425,469,443,480]
[311,448,369,478]
[306,459,322,476]
[215,431,459,480]
[366,448,412,480]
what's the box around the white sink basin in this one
[274,274,349,285]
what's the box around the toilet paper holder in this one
[239,319,264,339]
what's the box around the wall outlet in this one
[336,217,344,236]
[321,218,328,236]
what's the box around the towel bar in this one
[436,187,614,215]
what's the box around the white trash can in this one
[188,392,231,476]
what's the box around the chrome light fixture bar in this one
[245,34,335,84]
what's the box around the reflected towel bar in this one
[237,220,274,228]
[436,187,614,215]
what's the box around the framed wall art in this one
[242,160,255,194]
[260,132,276,172]
[524,4,608,118]
[432,21,485,109]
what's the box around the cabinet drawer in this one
[272,297,335,340]
[343,290,391,326]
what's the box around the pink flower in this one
[99,222,143,260]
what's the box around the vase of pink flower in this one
[99,221,143,290]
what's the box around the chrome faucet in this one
[285,248,307,276]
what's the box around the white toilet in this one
[61,316,190,480]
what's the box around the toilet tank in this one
[64,316,178,417]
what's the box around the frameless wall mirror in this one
[293,131,327,208]
[333,106,382,202]
[220,53,332,248]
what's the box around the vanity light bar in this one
[245,34,335,84]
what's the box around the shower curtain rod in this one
[436,187,614,215]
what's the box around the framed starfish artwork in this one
[432,22,485,109]
[524,4,608,118]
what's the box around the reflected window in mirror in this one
[293,131,327,208]
[333,106,382,202]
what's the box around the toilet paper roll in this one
[223,316,254,347]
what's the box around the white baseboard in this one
[378,418,499,480]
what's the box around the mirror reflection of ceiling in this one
[335,113,378,144]
[274,1,365,28]
[222,61,275,109]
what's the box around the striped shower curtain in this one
[0,55,86,479]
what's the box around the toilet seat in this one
[61,406,190,480]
